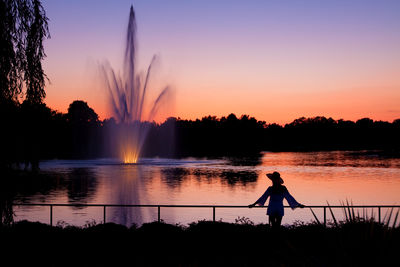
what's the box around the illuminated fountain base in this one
[123,153,138,164]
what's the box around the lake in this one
[13,151,400,226]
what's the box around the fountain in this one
[100,6,171,163]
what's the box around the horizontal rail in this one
[10,203,400,226]
[12,204,400,208]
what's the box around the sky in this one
[42,0,400,124]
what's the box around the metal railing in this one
[10,203,400,226]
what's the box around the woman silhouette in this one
[249,171,305,228]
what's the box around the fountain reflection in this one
[106,165,154,226]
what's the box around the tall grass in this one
[322,200,400,230]
[309,207,321,225]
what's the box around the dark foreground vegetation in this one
[1,218,399,266]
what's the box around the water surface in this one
[14,151,400,226]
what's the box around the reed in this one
[309,207,321,225]
[392,209,399,229]
[326,201,338,227]
[318,201,400,230]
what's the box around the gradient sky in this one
[42,0,400,124]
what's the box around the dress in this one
[255,185,300,216]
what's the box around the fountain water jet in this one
[100,6,171,163]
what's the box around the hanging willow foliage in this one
[0,0,50,104]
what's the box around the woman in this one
[249,171,305,228]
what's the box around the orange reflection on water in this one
[13,152,400,226]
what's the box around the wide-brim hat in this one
[267,171,284,184]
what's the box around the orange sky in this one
[42,0,400,125]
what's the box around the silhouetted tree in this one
[0,0,23,102]
[0,0,49,103]
[356,118,374,128]
[20,101,53,171]
[67,100,100,158]
[67,100,99,124]
[0,0,49,170]
[25,0,50,104]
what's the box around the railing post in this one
[324,207,326,226]
[0,204,3,227]
[158,206,161,222]
[50,205,53,226]
[103,206,106,224]
[378,207,381,224]
[213,206,216,222]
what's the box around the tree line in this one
[174,114,400,156]
[2,98,400,170]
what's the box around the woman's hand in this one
[248,203,256,208]
[298,204,305,208]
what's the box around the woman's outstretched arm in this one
[249,187,271,208]
[284,189,305,209]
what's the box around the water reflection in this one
[160,168,191,188]
[10,151,400,226]
[192,168,259,186]
[220,170,258,186]
[262,150,400,168]
[14,171,69,202]
[161,167,259,188]
[67,168,97,205]
[225,154,263,166]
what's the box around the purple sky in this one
[42,0,400,123]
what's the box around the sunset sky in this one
[42,0,400,124]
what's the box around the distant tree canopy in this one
[67,101,100,159]
[67,100,99,124]
[174,114,400,156]
[1,95,400,168]
[0,0,50,104]
[174,114,266,157]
